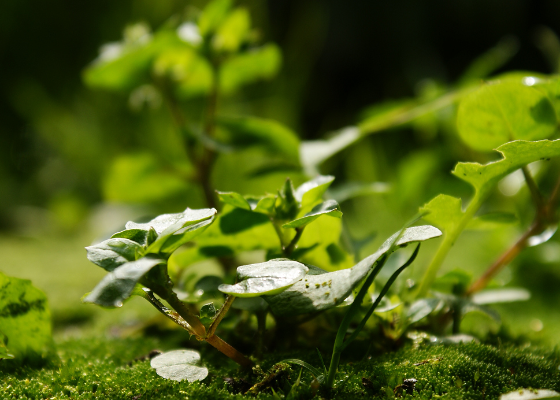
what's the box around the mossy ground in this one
[2,333,559,399]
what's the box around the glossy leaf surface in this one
[150,349,208,382]
[85,238,143,272]
[294,175,334,207]
[282,200,342,229]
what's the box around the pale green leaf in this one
[421,194,466,234]
[265,226,442,317]
[500,389,560,400]
[457,82,557,151]
[0,272,53,360]
[198,0,232,37]
[216,191,251,210]
[150,349,208,382]
[467,212,518,230]
[217,115,299,161]
[471,288,530,304]
[86,238,143,272]
[83,257,166,307]
[212,8,250,53]
[282,200,342,229]
[294,175,334,207]
[220,44,282,94]
[218,259,308,297]
[407,298,442,324]
[329,181,391,203]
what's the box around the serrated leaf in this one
[0,272,53,360]
[471,288,530,304]
[282,200,342,229]
[217,115,299,161]
[294,175,334,206]
[126,208,217,254]
[265,226,442,317]
[467,212,518,230]
[220,44,282,94]
[150,349,208,382]
[500,389,560,400]
[217,191,251,210]
[86,238,143,272]
[83,257,166,307]
[407,298,442,324]
[457,81,557,151]
[218,259,308,297]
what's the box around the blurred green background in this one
[1,0,560,344]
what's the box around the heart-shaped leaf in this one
[265,226,442,317]
[83,257,166,307]
[218,259,308,297]
[282,200,342,229]
[86,238,143,272]
[150,349,208,382]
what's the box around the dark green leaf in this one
[150,349,208,382]
[83,257,166,307]
[0,272,53,360]
[199,303,217,324]
[198,0,232,37]
[467,212,518,230]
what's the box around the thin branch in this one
[521,166,544,210]
[143,289,196,335]
[207,295,235,338]
[284,227,304,257]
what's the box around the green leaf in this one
[275,179,299,220]
[457,81,557,151]
[126,208,217,254]
[467,212,518,230]
[294,175,334,207]
[83,257,166,307]
[198,0,232,37]
[231,297,268,313]
[218,259,309,297]
[282,200,342,229]
[265,226,442,317]
[0,272,53,360]
[329,181,390,203]
[216,191,251,210]
[199,303,217,325]
[500,389,560,400]
[150,349,208,382]
[86,238,143,272]
[421,194,465,234]
[220,43,282,94]
[212,7,250,53]
[407,298,442,324]
[217,115,299,161]
[111,227,158,247]
[460,299,501,324]
[471,288,530,304]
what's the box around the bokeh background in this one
[2,0,560,343]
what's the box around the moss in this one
[1,335,559,399]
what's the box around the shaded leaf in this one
[218,259,308,297]
[282,200,342,229]
[198,0,232,37]
[83,257,166,307]
[150,349,208,382]
[212,8,250,53]
[407,298,442,324]
[199,303,217,325]
[86,238,143,272]
[457,81,557,151]
[265,226,442,317]
[111,227,158,247]
[0,272,53,360]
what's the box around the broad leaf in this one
[212,7,250,53]
[457,81,557,151]
[111,227,158,247]
[218,259,308,297]
[150,349,208,382]
[471,288,530,304]
[265,226,442,317]
[126,208,217,254]
[86,238,143,272]
[294,175,334,207]
[198,0,232,37]
[282,200,342,229]
[0,272,53,360]
[83,257,166,307]
[217,115,299,161]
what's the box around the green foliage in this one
[150,350,209,382]
[0,272,53,362]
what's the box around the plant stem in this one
[163,289,207,338]
[207,295,235,338]
[205,334,253,369]
[284,227,304,257]
[521,166,544,210]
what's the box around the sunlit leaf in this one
[457,81,557,151]
[282,200,342,229]
[218,259,308,297]
[0,272,53,360]
[471,288,530,304]
[150,349,208,382]
[294,175,334,207]
[467,212,518,230]
[86,238,143,272]
[500,389,560,400]
[216,191,251,210]
[198,0,232,37]
[83,257,166,307]
[265,226,442,317]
